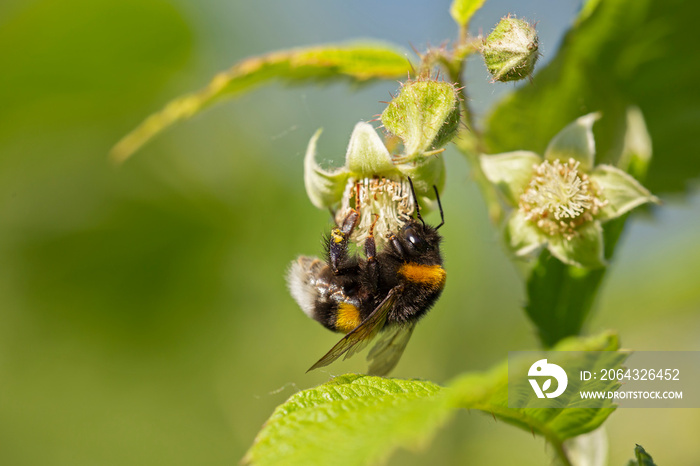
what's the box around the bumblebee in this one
[287,179,445,376]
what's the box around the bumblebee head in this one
[395,178,444,260]
[399,220,439,254]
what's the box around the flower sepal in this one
[589,165,660,221]
[504,209,547,258]
[345,122,400,177]
[544,113,599,171]
[547,221,606,269]
[304,129,350,210]
[480,151,541,206]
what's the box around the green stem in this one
[552,441,574,466]
[439,48,504,224]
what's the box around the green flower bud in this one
[381,79,460,161]
[482,16,539,82]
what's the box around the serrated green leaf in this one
[449,0,486,27]
[243,375,451,466]
[449,332,620,445]
[246,333,620,465]
[627,444,657,466]
[484,0,700,194]
[111,43,411,162]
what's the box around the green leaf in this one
[243,333,619,466]
[484,0,700,194]
[449,332,620,445]
[627,444,657,466]
[590,165,659,222]
[525,255,605,347]
[544,113,599,171]
[245,333,620,465]
[480,151,541,206]
[547,221,606,269]
[449,0,487,28]
[111,43,412,162]
[243,375,451,466]
[304,129,351,210]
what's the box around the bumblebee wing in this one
[366,323,416,376]
[307,286,402,373]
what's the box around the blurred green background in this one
[1,0,698,464]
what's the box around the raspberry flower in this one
[304,80,459,245]
[480,113,659,268]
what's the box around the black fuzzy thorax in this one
[357,220,444,324]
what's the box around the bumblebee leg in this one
[365,214,380,292]
[329,209,359,274]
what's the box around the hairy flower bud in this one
[381,79,460,161]
[482,16,539,82]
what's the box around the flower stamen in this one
[519,158,606,239]
[335,177,415,247]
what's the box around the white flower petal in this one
[590,165,660,221]
[304,129,350,209]
[480,151,542,206]
[545,113,600,171]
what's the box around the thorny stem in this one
[432,43,504,224]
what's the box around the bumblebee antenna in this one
[407,177,425,228]
[434,185,444,230]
